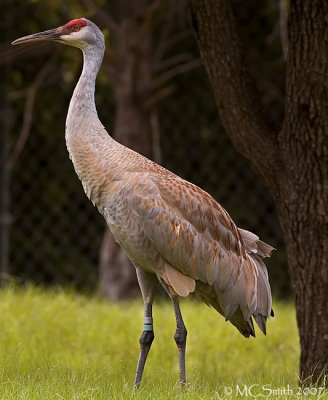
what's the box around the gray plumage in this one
[12,18,274,385]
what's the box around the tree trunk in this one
[189,0,328,384]
[278,0,328,381]
[98,5,154,300]
[278,200,328,382]
[98,229,140,300]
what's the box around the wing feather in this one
[128,172,272,335]
[131,174,244,291]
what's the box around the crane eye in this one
[71,25,81,32]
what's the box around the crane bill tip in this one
[11,38,26,46]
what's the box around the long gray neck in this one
[66,43,105,139]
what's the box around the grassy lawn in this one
[0,285,326,399]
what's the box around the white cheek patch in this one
[60,34,71,41]
[60,33,86,49]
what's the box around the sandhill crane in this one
[12,18,274,386]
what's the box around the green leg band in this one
[143,323,153,332]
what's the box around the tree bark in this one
[190,0,328,384]
[279,0,328,382]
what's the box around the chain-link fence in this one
[1,0,288,296]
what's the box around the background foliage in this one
[1,0,288,295]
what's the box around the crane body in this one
[12,18,274,386]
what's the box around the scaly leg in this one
[173,297,187,385]
[134,268,156,386]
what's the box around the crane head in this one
[12,18,103,50]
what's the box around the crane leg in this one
[173,297,187,385]
[134,269,156,386]
[134,302,154,386]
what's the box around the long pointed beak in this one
[12,28,62,45]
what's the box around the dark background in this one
[0,0,288,296]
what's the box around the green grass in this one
[0,285,326,399]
